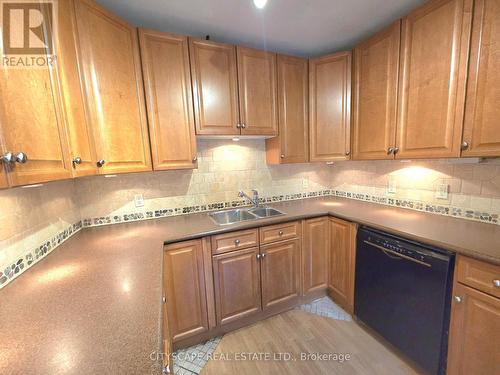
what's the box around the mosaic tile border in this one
[0,221,83,290]
[81,190,334,228]
[332,189,499,225]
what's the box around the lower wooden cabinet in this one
[302,217,330,295]
[213,247,262,326]
[328,217,357,313]
[448,283,500,374]
[163,240,209,342]
[261,239,301,309]
[448,256,500,375]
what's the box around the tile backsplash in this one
[1,139,500,288]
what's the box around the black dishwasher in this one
[355,227,454,375]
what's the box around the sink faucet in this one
[239,189,260,208]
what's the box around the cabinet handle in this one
[261,253,266,259]
[0,152,14,164]
[236,123,241,129]
[241,123,247,129]
[72,157,82,167]
[461,141,469,151]
[192,156,197,162]
[97,160,106,168]
[493,279,500,288]
[393,147,399,154]
[256,254,261,260]
[278,230,284,236]
[454,296,463,303]
[280,154,285,159]
[345,151,350,156]
[15,152,28,164]
[234,239,240,246]
[387,147,395,155]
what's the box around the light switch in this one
[436,184,449,200]
[134,194,145,207]
[387,177,397,194]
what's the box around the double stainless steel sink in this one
[209,206,285,226]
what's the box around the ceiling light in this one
[253,0,267,9]
[232,137,240,142]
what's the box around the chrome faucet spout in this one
[238,190,260,208]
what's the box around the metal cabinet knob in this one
[241,123,247,129]
[387,147,395,155]
[236,123,241,129]
[261,253,266,258]
[234,239,240,245]
[256,254,261,260]
[461,141,470,151]
[15,152,28,164]
[96,159,105,168]
[454,296,463,303]
[345,151,350,156]
[280,154,285,159]
[0,152,14,164]
[393,147,400,154]
[493,279,500,288]
[278,230,284,236]
[72,157,82,167]
[192,156,198,162]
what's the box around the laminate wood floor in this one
[201,310,420,375]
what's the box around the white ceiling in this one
[97,0,424,57]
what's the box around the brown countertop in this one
[1,196,499,374]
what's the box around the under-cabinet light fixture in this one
[253,0,268,9]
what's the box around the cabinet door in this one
[74,0,152,174]
[462,0,500,157]
[266,55,308,164]
[329,218,357,314]
[189,39,240,136]
[164,240,209,342]
[139,29,197,170]
[58,0,97,177]
[0,18,72,185]
[261,239,301,309]
[0,159,8,188]
[396,0,473,159]
[448,283,500,375]
[237,47,278,136]
[352,22,400,161]
[213,247,261,326]
[302,217,329,295]
[309,51,352,162]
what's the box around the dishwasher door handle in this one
[363,240,432,268]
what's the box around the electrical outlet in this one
[302,179,309,189]
[134,194,145,207]
[387,178,397,194]
[436,184,449,200]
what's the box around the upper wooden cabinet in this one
[189,39,240,136]
[462,0,500,157]
[0,158,8,189]
[58,0,97,177]
[164,240,209,343]
[328,218,357,314]
[0,11,74,186]
[139,29,197,170]
[266,55,309,164]
[352,22,401,161]
[237,47,278,136]
[309,51,352,162]
[396,0,473,159]
[73,0,152,175]
[302,217,330,295]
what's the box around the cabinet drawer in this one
[260,221,301,245]
[456,256,500,299]
[211,229,259,255]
